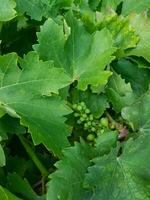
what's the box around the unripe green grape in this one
[91,127,96,132]
[80,117,84,122]
[87,121,92,126]
[84,126,88,130]
[82,113,87,119]
[80,102,86,107]
[77,105,82,111]
[100,129,104,134]
[92,121,96,126]
[84,123,88,130]
[85,108,90,114]
[72,104,77,109]
[110,122,115,129]
[87,134,95,141]
[82,105,87,110]
[89,114,93,121]
[96,130,101,136]
[77,119,81,124]
[84,123,88,127]
[74,113,79,117]
[100,117,109,127]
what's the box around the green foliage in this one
[106,70,136,112]
[34,13,115,90]
[126,13,150,62]
[0,0,16,21]
[122,0,150,16]
[0,52,72,157]
[122,94,150,133]
[0,0,149,199]
[84,134,150,199]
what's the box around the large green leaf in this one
[34,14,116,90]
[7,173,44,200]
[126,13,150,62]
[47,140,94,200]
[0,52,72,157]
[84,134,150,199]
[95,130,118,156]
[113,59,150,95]
[0,186,22,200]
[122,0,150,16]
[0,115,25,140]
[106,71,136,112]
[16,0,73,21]
[0,0,16,21]
[122,93,150,134]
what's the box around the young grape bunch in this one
[72,102,96,132]
[72,101,110,142]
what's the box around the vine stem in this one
[105,111,116,124]
[18,135,49,177]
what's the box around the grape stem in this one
[18,135,49,177]
[106,111,115,123]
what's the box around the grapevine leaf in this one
[122,94,150,133]
[7,173,44,200]
[122,0,150,16]
[47,140,95,200]
[16,0,73,21]
[89,0,101,11]
[126,13,150,62]
[0,0,16,22]
[84,134,150,199]
[81,94,109,119]
[6,156,28,176]
[0,52,72,157]
[33,18,67,68]
[97,13,139,50]
[0,115,25,140]
[113,59,150,95]
[34,15,116,90]
[101,0,122,12]
[95,131,118,156]
[0,186,22,200]
[106,71,136,112]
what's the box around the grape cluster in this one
[73,102,109,142]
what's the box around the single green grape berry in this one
[96,130,101,136]
[77,105,82,111]
[100,117,109,127]
[74,113,79,117]
[82,113,87,119]
[80,117,84,122]
[87,121,92,126]
[87,134,95,141]
[84,123,88,128]
[91,127,96,132]
[85,108,90,114]
[89,114,93,121]
[82,105,87,110]
[110,122,115,129]
[92,121,96,126]
[77,119,81,124]
[100,129,104,134]
[72,104,77,109]
[80,102,86,107]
